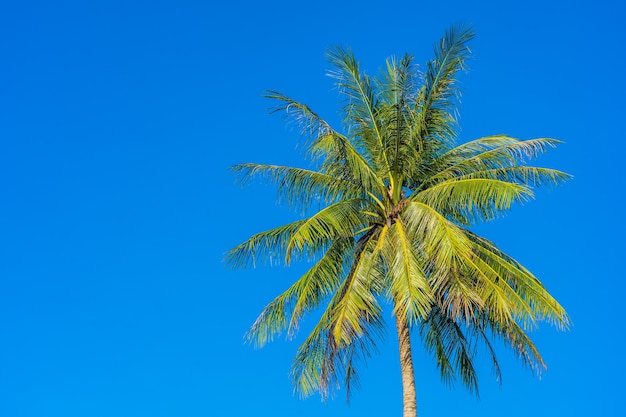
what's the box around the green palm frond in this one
[226,220,308,268]
[468,232,570,329]
[436,135,520,159]
[485,313,546,375]
[455,167,572,187]
[330,230,385,346]
[415,178,533,224]
[379,54,419,109]
[292,247,384,400]
[310,130,387,199]
[402,201,486,319]
[265,90,336,149]
[291,229,387,401]
[417,24,475,149]
[285,198,373,262]
[378,54,421,185]
[290,318,336,399]
[291,314,382,401]
[419,305,479,394]
[245,237,354,347]
[232,163,364,210]
[427,137,565,186]
[403,200,475,268]
[326,46,388,173]
[383,221,432,322]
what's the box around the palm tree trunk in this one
[395,309,417,417]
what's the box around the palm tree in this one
[227,25,570,417]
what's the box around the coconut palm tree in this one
[227,25,570,417]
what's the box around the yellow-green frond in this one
[416,24,475,149]
[429,137,565,184]
[245,238,354,348]
[415,178,533,224]
[225,220,307,269]
[311,132,387,198]
[326,46,387,169]
[383,221,432,322]
[455,167,572,187]
[232,163,364,210]
[330,230,385,346]
[468,232,570,329]
[286,198,373,262]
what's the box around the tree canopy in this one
[227,24,570,416]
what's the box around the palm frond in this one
[291,232,384,400]
[326,46,388,173]
[245,237,354,347]
[291,315,382,401]
[285,198,373,263]
[377,54,422,185]
[468,232,570,329]
[414,178,533,224]
[485,313,546,375]
[426,137,565,186]
[225,220,307,269]
[383,220,432,322]
[455,167,572,187]
[402,201,473,269]
[265,90,336,150]
[232,163,364,210]
[290,317,336,399]
[402,201,485,318]
[435,135,520,160]
[310,130,387,199]
[379,54,419,107]
[419,305,479,394]
[330,230,385,347]
[416,24,475,150]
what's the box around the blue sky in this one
[1,1,625,416]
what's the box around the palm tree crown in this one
[227,25,570,416]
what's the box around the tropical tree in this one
[227,25,570,417]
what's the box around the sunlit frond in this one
[415,178,533,224]
[310,131,387,199]
[402,201,475,271]
[426,137,565,187]
[377,54,423,185]
[455,167,572,187]
[245,237,354,347]
[383,221,432,322]
[437,135,520,159]
[402,201,485,319]
[467,231,570,329]
[226,220,307,269]
[286,198,373,262]
[416,24,475,150]
[232,163,364,210]
[326,46,388,172]
[291,233,384,400]
[330,230,385,347]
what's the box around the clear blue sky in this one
[1,1,624,416]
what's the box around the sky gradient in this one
[1,1,625,416]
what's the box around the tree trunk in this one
[395,309,417,417]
